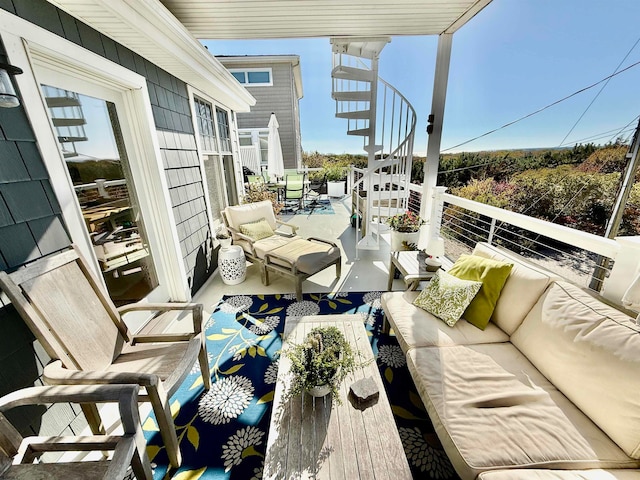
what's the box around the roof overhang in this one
[46,0,256,111]
[217,55,304,100]
[158,0,493,39]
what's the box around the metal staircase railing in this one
[331,44,417,256]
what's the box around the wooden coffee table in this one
[263,314,412,479]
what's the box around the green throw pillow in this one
[448,254,513,330]
[413,270,482,327]
[239,217,274,241]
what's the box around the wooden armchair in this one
[0,384,152,479]
[222,200,341,300]
[0,246,211,469]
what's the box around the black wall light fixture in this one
[0,62,24,108]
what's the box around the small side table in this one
[218,245,247,285]
[387,250,451,291]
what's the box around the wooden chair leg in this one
[147,385,181,468]
[131,429,154,480]
[199,346,212,390]
[295,278,303,302]
[81,402,106,435]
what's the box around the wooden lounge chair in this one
[0,384,152,480]
[0,246,211,469]
[222,200,341,300]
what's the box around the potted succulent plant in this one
[386,210,424,251]
[285,326,357,403]
[215,227,232,249]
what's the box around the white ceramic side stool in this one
[218,245,246,285]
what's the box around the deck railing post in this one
[428,186,447,239]
[487,218,497,245]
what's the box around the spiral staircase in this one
[330,37,417,254]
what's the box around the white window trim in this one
[228,67,273,87]
[0,10,190,303]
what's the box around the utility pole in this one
[589,117,640,290]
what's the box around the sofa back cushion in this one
[472,242,558,334]
[511,281,640,459]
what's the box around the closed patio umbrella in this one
[267,113,284,182]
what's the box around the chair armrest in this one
[306,237,338,248]
[225,225,258,256]
[275,220,299,235]
[118,302,203,333]
[132,333,195,343]
[0,384,139,412]
[44,360,158,387]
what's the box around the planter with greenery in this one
[386,210,424,251]
[324,164,348,197]
[215,227,232,249]
[285,326,358,403]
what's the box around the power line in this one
[442,58,640,152]
[558,36,640,146]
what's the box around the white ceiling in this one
[158,0,493,39]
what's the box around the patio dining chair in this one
[0,384,152,480]
[283,173,305,211]
[304,173,327,214]
[247,174,265,185]
[0,246,212,469]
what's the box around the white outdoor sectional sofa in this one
[381,242,640,480]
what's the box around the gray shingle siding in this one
[230,61,300,169]
[0,0,216,436]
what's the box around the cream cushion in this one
[225,200,277,231]
[511,281,640,459]
[477,470,640,480]
[407,344,639,480]
[472,242,558,334]
[381,291,510,352]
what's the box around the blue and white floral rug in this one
[141,292,457,480]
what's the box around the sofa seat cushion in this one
[472,243,558,334]
[381,291,510,352]
[511,281,640,459]
[407,344,639,480]
[477,469,640,480]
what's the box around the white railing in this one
[410,184,619,292]
[239,145,261,174]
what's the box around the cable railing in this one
[408,184,619,293]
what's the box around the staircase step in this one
[336,110,371,120]
[331,65,374,82]
[363,144,383,153]
[347,128,370,137]
[332,91,371,102]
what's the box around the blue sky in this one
[203,0,640,154]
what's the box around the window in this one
[216,107,232,153]
[193,96,217,152]
[229,68,272,86]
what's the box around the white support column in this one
[601,236,640,304]
[420,33,453,222]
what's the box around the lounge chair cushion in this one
[265,238,340,275]
[477,469,640,480]
[447,254,513,330]
[381,291,510,352]
[511,281,640,459]
[412,270,482,327]
[407,344,638,480]
[225,200,278,231]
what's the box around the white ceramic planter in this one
[390,231,420,251]
[327,181,346,197]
